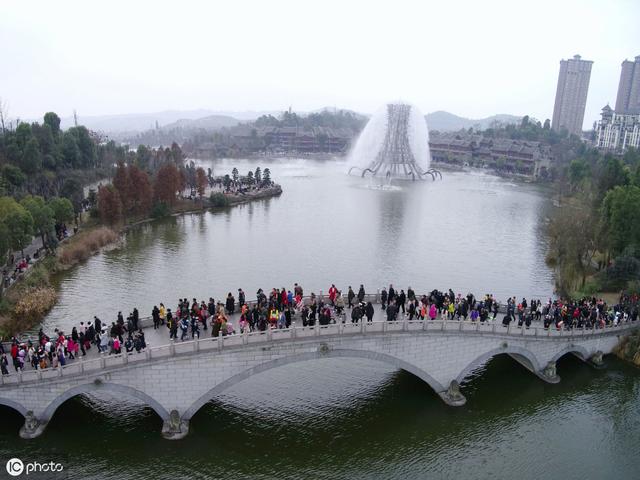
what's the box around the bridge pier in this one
[507,353,560,384]
[161,410,190,440]
[588,350,605,369]
[541,361,560,383]
[18,411,47,439]
[438,380,466,406]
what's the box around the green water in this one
[1,355,638,479]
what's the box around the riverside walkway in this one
[0,294,636,440]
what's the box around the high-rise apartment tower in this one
[614,55,640,114]
[551,54,593,135]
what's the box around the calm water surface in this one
[2,159,637,479]
[44,158,554,333]
[0,356,638,479]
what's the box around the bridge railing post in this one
[268,327,273,341]
[402,317,408,332]
[170,340,175,356]
[122,352,128,365]
[58,365,63,377]
[291,322,297,339]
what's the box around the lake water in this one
[3,158,638,479]
[43,158,554,333]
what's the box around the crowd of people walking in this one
[2,282,638,375]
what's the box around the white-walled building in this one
[596,105,640,152]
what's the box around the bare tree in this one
[0,97,8,134]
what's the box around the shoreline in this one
[0,185,283,339]
[121,184,283,232]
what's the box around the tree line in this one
[97,161,274,224]
[547,146,640,295]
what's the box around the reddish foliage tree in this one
[128,165,153,214]
[112,161,132,213]
[97,185,122,225]
[154,163,182,205]
[196,167,207,199]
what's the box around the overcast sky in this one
[2,0,638,127]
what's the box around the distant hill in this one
[58,109,220,133]
[42,107,521,137]
[55,109,280,133]
[425,111,521,132]
[160,115,240,131]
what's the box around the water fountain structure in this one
[348,103,442,182]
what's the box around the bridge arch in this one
[182,348,447,420]
[455,346,542,384]
[41,382,171,424]
[0,397,28,417]
[550,344,590,363]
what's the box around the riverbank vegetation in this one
[0,225,120,336]
[545,147,640,297]
[613,329,640,367]
[96,162,279,225]
[57,227,120,268]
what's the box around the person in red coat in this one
[328,284,337,305]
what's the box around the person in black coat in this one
[351,304,361,323]
[133,308,139,330]
[226,293,235,314]
[152,306,160,329]
[388,285,396,304]
[365,302,374,322]
[347,287,355,308]
[398,290,406,314]
[386,302,398,322]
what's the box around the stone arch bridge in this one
[0,319,633,440]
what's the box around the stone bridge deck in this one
[1,316,636,441]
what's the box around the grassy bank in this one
[0,227,121,338]
[57,227,120,269]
